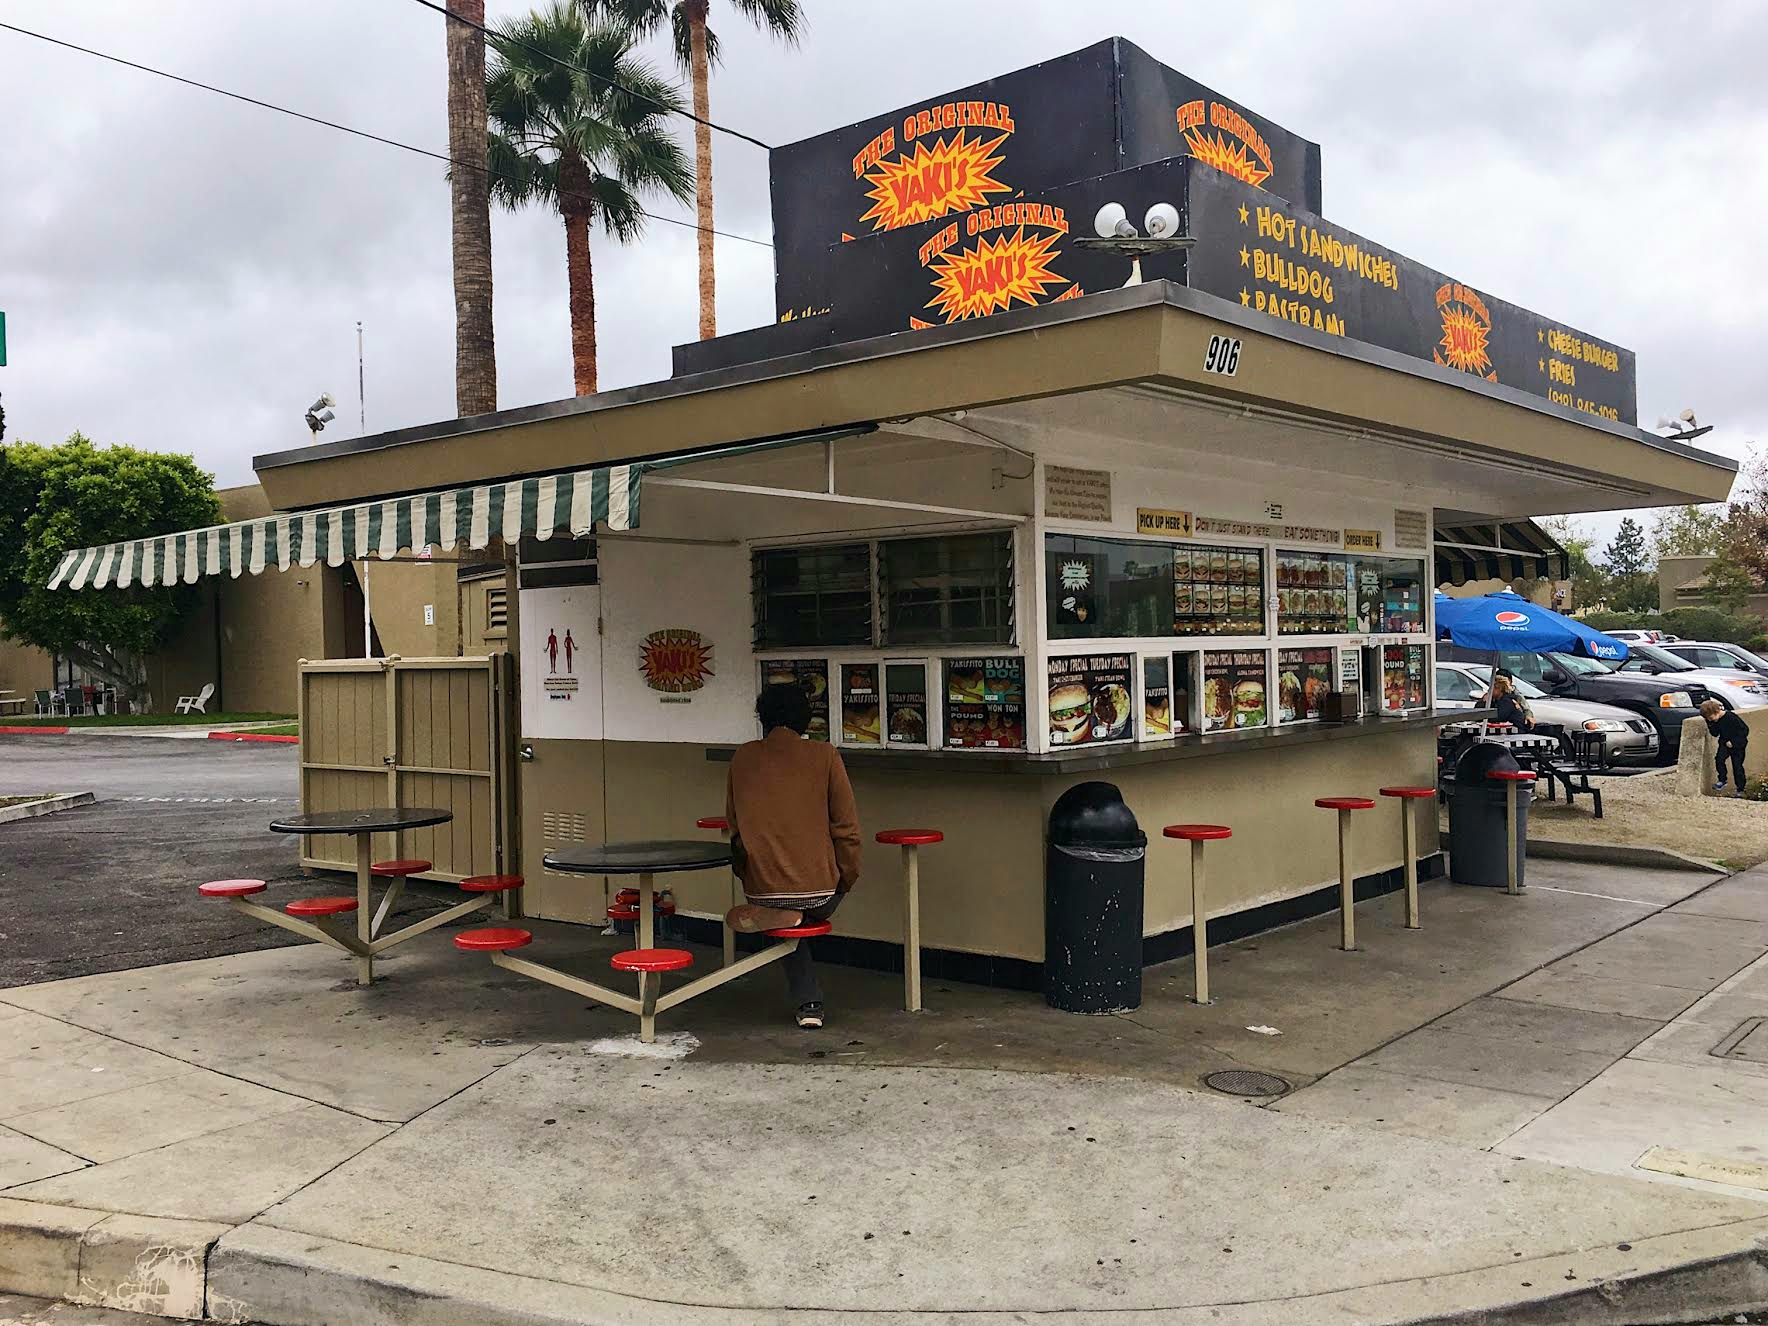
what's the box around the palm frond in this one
[669,4,718,70]
[587,174,648,243]
[730,0,803,43]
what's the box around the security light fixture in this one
[1655,408,1713,442]
[1076,199,1195,287]
[305,393,337,437]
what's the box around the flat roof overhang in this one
[254,282,1735,516]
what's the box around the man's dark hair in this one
[756,682,811,734]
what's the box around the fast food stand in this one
[47,41,1735,994]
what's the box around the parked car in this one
[1434,662,1660,764]
[1440,646,1706,764]
[1660,639,1768,680]
[1605,629,1680,644]
[1609,642,1768,709]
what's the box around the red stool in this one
[764,920,833,939]
[1316,797,1376,950]
[285,896,360,918]
[877,829,943,1012]
[1163,826,1231,1004]
[452,927,532,952]
[198,879,266,898]
[697,817,741,968]
[607,903,640,922]
[611,947,695,1042]
[1379,787,1437,929]
[371,858,432,877]
[460,874,522,894]
[1488,769,1537,895]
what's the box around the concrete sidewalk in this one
[2,862,1767,1324]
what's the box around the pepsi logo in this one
[1494,610,1530,626]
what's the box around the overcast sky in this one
[3,1,1762,549]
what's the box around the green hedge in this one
[1579,607,1767,652]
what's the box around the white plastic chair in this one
[175,681,215,714]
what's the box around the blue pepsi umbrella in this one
[1433,591,1630,661]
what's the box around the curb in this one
[0,1197,230,1319]
[1525,837,1726,875]
[206,731,299,744]
[201,1215,1768,1326]
[0,726,67,736]
[0,792,96,825]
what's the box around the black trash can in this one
[1448,742,1531,888]
[1044,781,1146,1013]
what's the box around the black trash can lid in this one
[1454,741,1521,783]
[1049,780,1144,847]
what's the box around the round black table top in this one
[269,807,453,835]
[544,840,733,876]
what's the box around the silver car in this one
[1434,663,1661,764]
[1610,642,1768,709]
[1660,640,1768,680]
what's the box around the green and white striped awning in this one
[48,463,643,591]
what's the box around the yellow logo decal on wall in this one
[1433,282,1497,381]
[1177,99,1275,190]
[639,629,714,694]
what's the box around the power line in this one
[407,0,772,152]
[0,19,774,250]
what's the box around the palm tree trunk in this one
[563,201,597,396]
[445,0,497,416]
[686,3,715,340]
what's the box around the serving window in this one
[753,545,871,649]
[1046,535,1265,640]
[943,656,1026,750]
[1277,551,1429,636]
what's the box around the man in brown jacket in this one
[726,682,862,1029]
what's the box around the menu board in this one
[1143,656,1172,738]
[1047,653,1135,747]
[1203,650,1268,732]
[1173,544,1265,637]
[1277,647,1335,723]
[885,662,928,746]
[944,657,1026,750]
[761,659,831,740]
[1382,644,1428,711]
[840,662,881,746]
[1276,551,1353,635]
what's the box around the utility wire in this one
[407,0,772,152]
[0,19,774,249]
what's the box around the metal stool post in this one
[1164,825,1232,1004]
[1379,787,1436,930]
[697,817,737,966]
[1316,798,1375,951]
[876,829,944,1012]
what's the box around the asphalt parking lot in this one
[0,735,449,987]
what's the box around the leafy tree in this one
[586,0,805,340]
[485,3,692,395]
[1700,554,1757,617]
[445,0,498,416]
[1722,446,1768,590]
[1601,515,1656,612]
[0,435,220,703]
[1539,514,1607,609]
[1648,504,1724,559]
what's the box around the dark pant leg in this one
[783,893,843,1008]
[1729,746,1747,789]
[1717,749,1730,782]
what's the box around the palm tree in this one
[587,0,805,340]
[485,3,692,395]
[445,0,497,417]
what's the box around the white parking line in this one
[113,795,286,803]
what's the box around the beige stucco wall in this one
[518,728,1436,964]
[0,636,55,700]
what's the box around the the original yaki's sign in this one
[768,38,1321,320]
[639,629,714,695]
[1183,167,1637,424]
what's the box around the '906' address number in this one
[1204,334,1241,376]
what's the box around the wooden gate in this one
[297,655,517,884]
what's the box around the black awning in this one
[1434,518,1570,587]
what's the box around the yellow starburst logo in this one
[1433,282,1497,380]
[638,629,714,694]
[1184,129,1273,190]
[859,132,1011,232]
[924,227,1066,323]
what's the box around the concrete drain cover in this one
[1204,1069,1291,1098]
[1711,1017,1766,1063]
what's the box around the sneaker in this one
[1714,781,1728,791]
[795,1002,825,1030]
